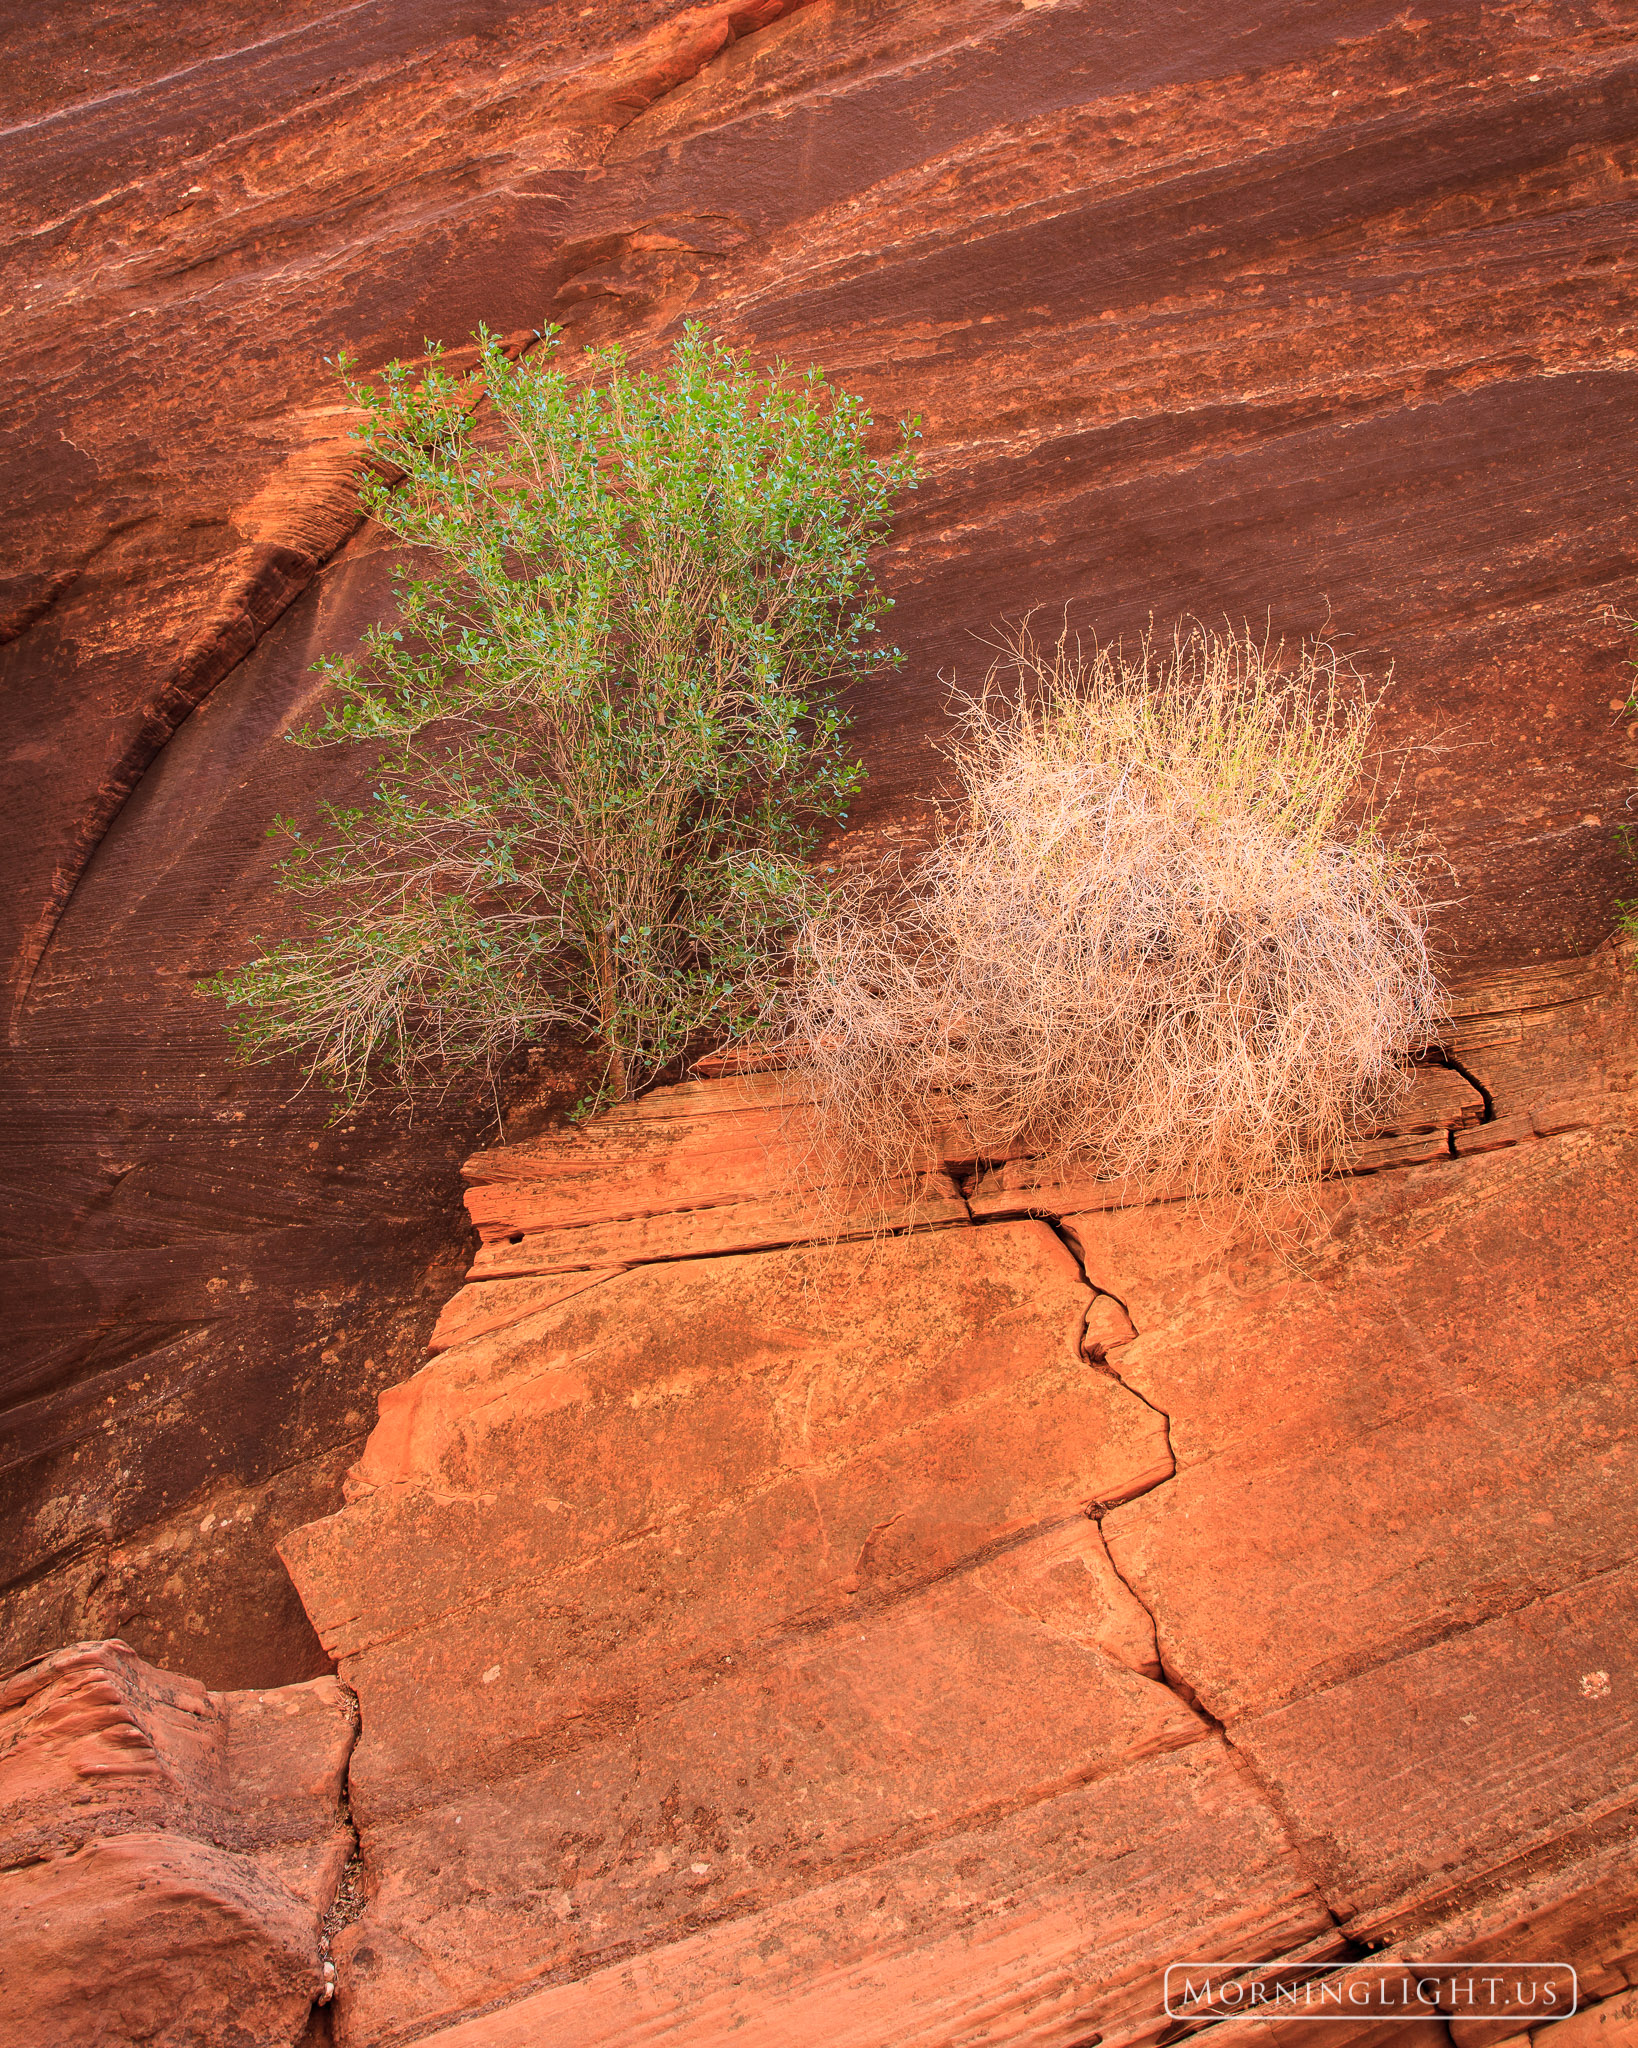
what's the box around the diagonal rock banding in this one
[273,957,1637,2043]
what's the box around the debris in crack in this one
[316,1721,365,2016]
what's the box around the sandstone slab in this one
[330,1568,1210,2041]
[465,1179,970,1279]
[1528,1988,1638,2048]
[0,1638,357,2048]
[969,1062,1484,1218]
[1230,1560,1638,1940]
[284,1223,1172,1799]
[1441,950,1638,1117]
[274,971,1638,2041]
[394,1739,1332,2048]
[277,1214,1347,2043]
[1065,1080,1638,1976]
[1093,1120,1638,1720]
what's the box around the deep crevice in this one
[1036,1215,1177,1442]
[1026,1215,1360,1956]
[1024,1217,1212,1726]
[306,1685,364,2039]
[1434,1044,1496,1122]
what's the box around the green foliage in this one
[209,323,918,1104]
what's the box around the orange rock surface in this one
[0,1638,356,2047]
[3,3,1638,2035]
[269,950,1638,2044]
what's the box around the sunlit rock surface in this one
[270,954,1638,2043]
[0,1638,356,2048]
[2,0,1635,1685]
[2,7,1637,2035]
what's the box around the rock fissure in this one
[1028,1218,1238,1767]
[1018,1274,1388,1988]
[1436,1045,1497,1122]
[483,1208,975,1267]
[1033,1212,1180,1485]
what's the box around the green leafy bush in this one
[210,324,917,1104]
[1616,828,1638,951]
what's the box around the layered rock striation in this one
[3,0,1637,1689]
[0,1637,357,2047]
[267,947,1638,2044]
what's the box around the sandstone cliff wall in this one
[1,0,1634,1687]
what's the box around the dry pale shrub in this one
[782,619,1443,1212]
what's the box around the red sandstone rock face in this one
[3,0,1637,1686]
[0,1637,357,2047]
[268,953,1638,2045]
[1540,1988,1638,2048]
[282,1220,1236,2042]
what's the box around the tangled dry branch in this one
[781,619,1444,1214]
